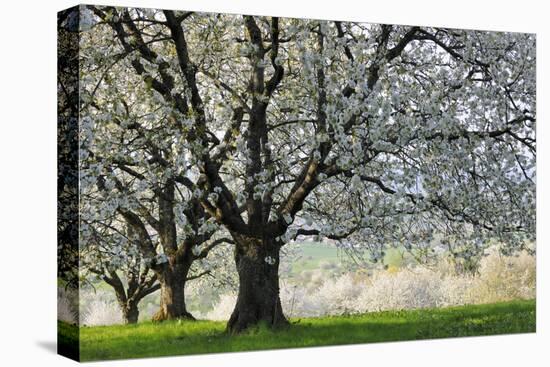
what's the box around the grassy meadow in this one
[68,299,535,361]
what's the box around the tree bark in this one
[121,301,139,324]
[227,234,288,333]
[152,262,195,321]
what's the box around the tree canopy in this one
[77,5,536,331]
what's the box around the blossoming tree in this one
[83,6,535,332]
[80,217,160,324]
[78,12,235,320]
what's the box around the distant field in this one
[288,242,408,274]
[67,299,535,361]
[289,242,341,272]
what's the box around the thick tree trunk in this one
[227,234,288,333]
[121,301,139,324]
[152,262,195,321]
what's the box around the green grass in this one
[69,299,535,361]
[290,243,411,273]
[58,319,80,360]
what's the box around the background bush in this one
[76,246,536,325]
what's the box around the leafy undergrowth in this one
[71,299,535,361]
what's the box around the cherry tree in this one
[81,217,160,324]
[82,6,535,332]
[58,8,80,291]
[78,10,235,320]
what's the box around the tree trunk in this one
[152,262,195,321]
[121,301,139,324]
[227,234,288,333]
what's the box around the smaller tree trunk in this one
[121,301,139,324]
[152,262,195,321]
[227,234,288,334]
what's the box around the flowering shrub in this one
[352,268,444,313]
[79,289,122,326]
[81,299,122,326]
[57,287,77,324]
[77,248,535,324]
[207,249,536,319]
[198,293,237,321]
[471,248,536,303]
[281,284,325,318]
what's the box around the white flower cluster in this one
[155,253,168,265]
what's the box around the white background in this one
[0,0,547,366]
